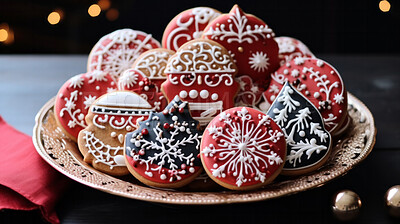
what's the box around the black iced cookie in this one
[267,82,332,175]
[124,96,203,188]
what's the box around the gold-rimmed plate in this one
[32,93,376,204]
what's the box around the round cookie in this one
[77,91,154,176]
[161,39,239,126]
[162,7,221,52]
[54,71,117,141]
[87,29,161,80]
[118,69,168,111]
[124,96,203,188]
[263,57,348,135]
[200,107,286,190]
[266,82,332,175]
[202,4,279,82]
[234,75,265,108]
[275,36,315,66]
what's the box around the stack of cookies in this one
[53,5,349,191]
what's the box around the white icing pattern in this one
[134,51,172,79]
[60,90,87,129]
[202,107,284,187]
[249,51,270,72]
[204,6,274,44]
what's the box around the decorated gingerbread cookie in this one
[54,71,117,141]
[77,91,153,176]
[118,69,167,111]
[162,7,221,52]
[87,29,161,80]
[202,5,280,82]
[162,39,239,126]
[267,82,332,175]
[200,107,286,190]
[234,75,265,107]
[263,57,348,134]
[275,36,315,66]
[124,96,202,188]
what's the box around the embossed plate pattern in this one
[33,93,376,204]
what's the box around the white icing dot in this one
[172,116,178,121]
[305,91,310,95]
[160,174,167,180]
[144,86,149,91]
[314,92,320,98]
[200,90,209,99]
[179,90,188,99]
[111,81,115,85]
[139,81,144,86]
[211,93,218,101]
[270,95,276,101]
[135,141,141,147]
[299,131,305,137]
[114,155,125,165]
[189,90,198,98]
[316,60,324,67]
[330,70,334,74]
[126,126,132,131]
[111,132,117,137]
[78,113,84,121]
[213,163,218,168]
[339,110,342,113]
[179,126,185,132]
[79,92,83,95]
[222,173,226,178]
[189,167,195,173]
[96,86,100,90]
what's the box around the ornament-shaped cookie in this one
[124,96,202,188]
[267,82,332,175]
[263,57,348,135]
[234,75,265,107]
[275,36,315,66]
[162,7,221,52]
[162,39,239,126]
[54,71,117,141]
[118,69,167,111]
[203,5,279,82]
[87,29,160,80]
[77,91,153,176]
[201,107,286,190]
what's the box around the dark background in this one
[0,0,399,54]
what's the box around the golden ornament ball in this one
[332,190,362,221]
[385,185,400,218]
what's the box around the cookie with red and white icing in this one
[162,7,221,52]
[162,39,239,126]
[200,107,286,190]
[87,29,161,80]
[118,69,168,111]
[266,82,332,175]
[234,75,265,107]
[54,71,117,141]
[275,36,315,66]
[202,5,280,82]
[77,91,153,176]
[124,96,202,188]
[263,57,348,134]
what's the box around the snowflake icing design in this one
[333,93,344,104]
[87,70,108,83]
[202,107,284,187]
[249,52,270,72]
[83,95,97,109]
[69,75,84,89]
[60,90,86,129]
[118,70,139,89]
[267,83,331,169]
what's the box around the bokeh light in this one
[106,8,119,21]
[98,0,111,10]
[88,4,101,17]
[47,11,61,25]
[379,0,391,12]
[0,29,8,42]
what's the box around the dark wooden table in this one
[0,55,399,223]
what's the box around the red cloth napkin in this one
[0,116,70,224]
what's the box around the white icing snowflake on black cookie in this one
[125,96,202,184]
[267,82,331,171]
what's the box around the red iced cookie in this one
[263,57,348,134]
[275,36,315,66]
[200,107,286,190]
[202,5,279,82]
[162,39,239,126]
[87,29,160,80]
[118,69,167,111]
[162,7,221,52]
[234,75,265,107]
[54,71,117,141]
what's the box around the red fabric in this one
[0,116,70,224]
